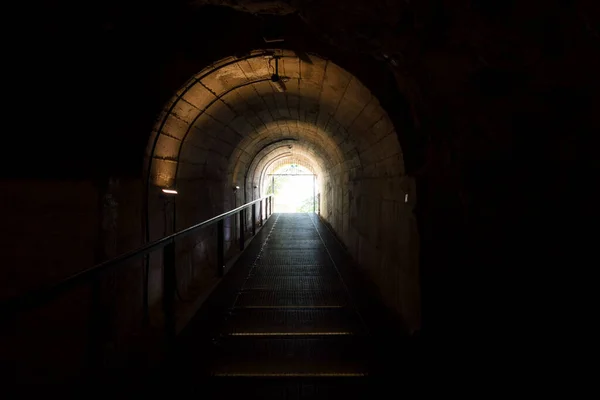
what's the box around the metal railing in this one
[2,194,274,364]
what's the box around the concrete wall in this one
[0,181,99,300]
[0,178,150,381]
[1,176,244,381]
[320,145,420,331]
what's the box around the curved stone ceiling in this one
[146,49,403,195]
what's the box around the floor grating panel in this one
[264,239,324,249]
[255,255,332,266]
[242,276,343,291]
[249,265,337,277]
[212,337,368,376]
[235,290,347,309]
[224,309,364,336]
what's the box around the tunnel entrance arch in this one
[264,163,318,213]
[144,49,420,331]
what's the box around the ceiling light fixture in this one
[271,57,287,93]
[272,75,287,93]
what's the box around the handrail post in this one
[239,209,245,250]
[163,239,176,348]
[217,219,224,277]
[317,193,320,215]
[259,200,263,226]
[252,203,256,236]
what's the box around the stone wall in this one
[0,178,149,381]
[0,180,98,299]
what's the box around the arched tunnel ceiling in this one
[147,49,404,191]
[264,155,319,178]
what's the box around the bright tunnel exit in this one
[265,164,318,213]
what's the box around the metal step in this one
[211,337,368,377]
[270,229,316,235]
[255,251,332,266]
[235,290,347,309]
[249,264,338,277]
[223,309,364,336]
[271,224,315,229]
[272,223,315,227]
[263,239,324,249]
[207,378,370,400]
[265,232,320,240]
[242,276,343,291]
[259,248,329,256]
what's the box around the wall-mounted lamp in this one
[253,185,258,189]
[233,186,240,191]
[162,188,178,195]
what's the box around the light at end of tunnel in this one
[162,189,178,195]
[405,193,409,203]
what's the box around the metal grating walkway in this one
[210,213,369,377]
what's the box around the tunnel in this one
[1,0,597,391]
[146,49,419,332]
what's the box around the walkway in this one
[173,213,404,397]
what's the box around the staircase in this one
[212,213,370,379]
[174,213,378,398]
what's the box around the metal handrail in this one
[2,194,274,312]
